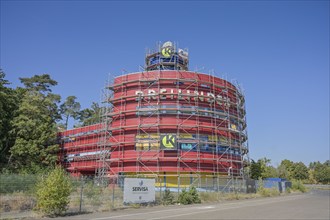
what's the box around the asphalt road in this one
[54,189,330,220]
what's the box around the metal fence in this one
[68,175,249,213]
[0,174,290,214]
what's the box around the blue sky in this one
[1,0,329,166]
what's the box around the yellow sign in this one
[161,134,176,149]
[161,47,173,58]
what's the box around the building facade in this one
[59,42,249,189]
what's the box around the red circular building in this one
[60,42,248,188]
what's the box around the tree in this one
[36,167,72,216]
[249,158,278,179]
[309,161,320,170]
[307,169,317,184]
[314,161,330,184]
[278,159,294,179]
[264,165,278,178]
[0,70,19,170]
[60,96,81,129]
[250,159,263,180]
[291,162,308,180]
[278,160,308,181]
[19,74,57,93]
[77,102,102,127]
[325,160,330,166]
[9,74,61,173]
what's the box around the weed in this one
[178,187,201,205]
[290,180,307,193]
[162,189,175,205]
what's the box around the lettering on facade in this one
[135,89,231,107]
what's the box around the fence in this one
[68,175,249,213]
[0,174,290,214]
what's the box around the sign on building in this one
[160,134,177,150]
[123,178,155,204]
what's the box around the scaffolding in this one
[57,42,249,192]
[96,79,248,190]
[91,42,250,191]
[58,124,102,177]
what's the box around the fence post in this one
[79,176,84,213]
[178,175,180,198]
[112,177,115,209]
[159,177,162,204]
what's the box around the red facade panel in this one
[59,71,248,178]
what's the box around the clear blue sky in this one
[1,0,329,166]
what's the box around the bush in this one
[257,179,280,197]
[290,180,307,193]
[189,187,201,204]
[162,189,175,205]
[35,167,72,216]
[178,187,201,205]
[286,187,291,193]
[257,187,280,197]
[178,189,189,204]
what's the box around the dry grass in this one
[199,191,261,203]
[0,192,36,213]
[199,192,219,202]
[257,187,281,197]
[67,185,125,213]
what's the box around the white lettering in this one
[193,90,199,101]
[148,89,157,100]
[135,89,230,107]
[136,91,143,101]
[178,89,184,100]
[200,91,204,101]
[160,89,167,100]
[207,92,215,103]
[170,89,174,99]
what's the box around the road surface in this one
[9,189,330,220]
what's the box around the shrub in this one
[286,187,291,194]
[290,180,307,193]
[178,187,201,205]
[259,188,280,197]
[178,189,191,205]
[162,189,175,205]
[257,179,280,197]
[35,167,72,216]
[189,187,201,204]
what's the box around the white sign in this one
[123,178,155,204]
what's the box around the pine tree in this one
[9,74,61,173]
[0,70,19,170]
